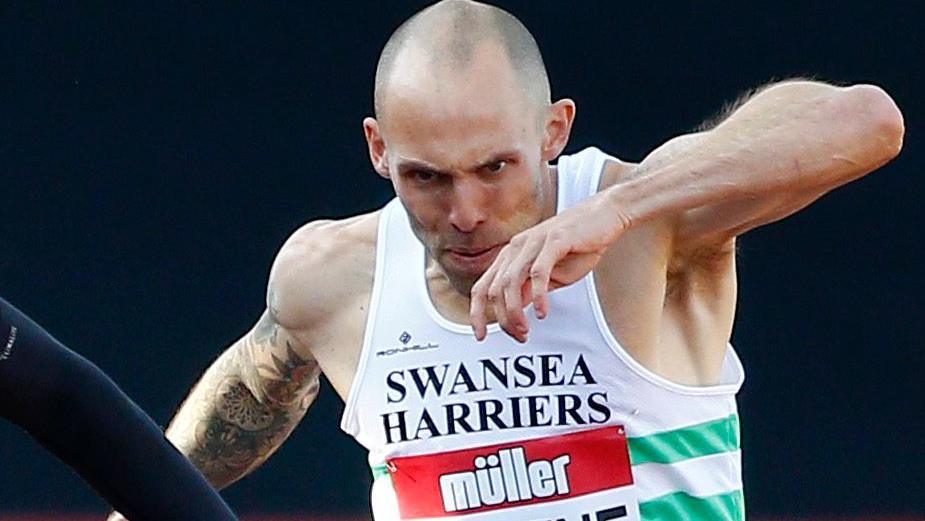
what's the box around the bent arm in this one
[467,80,904,340]
[165,309,321,489]
[0,297,237,520]
[606,80,905,255]
[108,223,338,520]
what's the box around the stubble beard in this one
[443,264,480,297]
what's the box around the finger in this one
[490,241,536,342]
[469,281,488,341]
[470,274,494,341]
[485,245,525,341]
[502,272,527,342]
[470,253,504,341]
[530,235,567,319]
[488,264,516,341]
[503,237,545,339]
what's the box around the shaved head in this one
[374,0,551,120]
[363,1,575,296]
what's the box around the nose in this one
[448,178,488,233]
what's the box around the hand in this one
[106,512,127,521]
[469,195,629,342]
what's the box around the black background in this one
[1,1,922,517]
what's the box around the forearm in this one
[605,81,904,227]
[166,331,319,489]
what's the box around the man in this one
[0,297,237,519]
[111,1,904,519]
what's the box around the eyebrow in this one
[397,158,447,176]
[397,151,520,174]
[474,150,519,170]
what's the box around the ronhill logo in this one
[376,342,439,357]
[439,447,571,512]
[376,331,439,357]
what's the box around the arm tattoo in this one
[257,341,319,406]
[171,312,320,488]
[185,377,293,485]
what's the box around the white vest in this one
[341,147,746,521]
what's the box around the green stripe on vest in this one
[629,414,740,465]
[371,464,390,480]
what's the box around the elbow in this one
[845,84,905,163]
[38,356,112,424]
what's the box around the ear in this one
[363,117,391,178]
[541,99,576,162]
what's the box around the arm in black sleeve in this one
[0,297,238,521]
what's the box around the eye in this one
[412,170,437,183]
[485,160,507,174]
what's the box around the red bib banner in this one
[387,427,640,520]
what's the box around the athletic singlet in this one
[341,147,746,521]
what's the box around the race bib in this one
[386,426,641,521]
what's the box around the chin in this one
[431,250,492,296]
[447,274,479,296]
[440,264,483,296]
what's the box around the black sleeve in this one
[0,297,238,521]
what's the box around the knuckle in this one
[518,261,533,275]
[470,282,485,296]
[548,229,567,243]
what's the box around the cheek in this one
[397,184,445,232]
[495,169,541,218]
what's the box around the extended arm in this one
[0,297,237,520]
[607,80,905,253]
[470,80,904,340]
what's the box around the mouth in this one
[446,244,502,269]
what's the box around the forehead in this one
[379,42,538,167]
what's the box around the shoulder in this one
[267,210,381,330]
[561,146,643,193]
[598,155,638,192]
[598,152,733,268]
